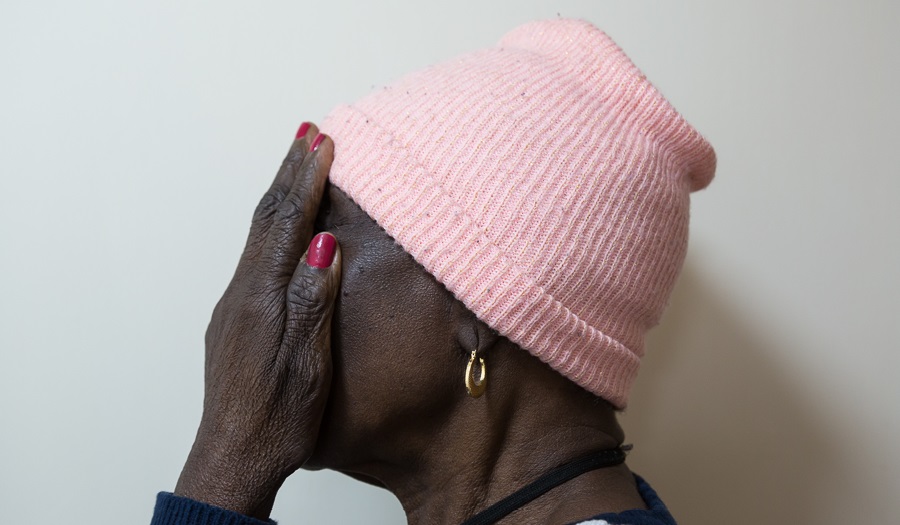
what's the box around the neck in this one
[333,348,647,524]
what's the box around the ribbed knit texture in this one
[321,18,716,408]
[150,493,276,525]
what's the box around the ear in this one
[452,300,500,356]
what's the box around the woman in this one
[151,18,715,525]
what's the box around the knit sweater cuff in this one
[150,492,277,525]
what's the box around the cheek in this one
[328,243,458,420]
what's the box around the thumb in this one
[283,232,342,356]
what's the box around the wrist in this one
[174,438,284,519]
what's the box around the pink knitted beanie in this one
[320,18,716,408]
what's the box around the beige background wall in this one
[1,1,897,523]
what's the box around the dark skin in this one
[175,122,647,524]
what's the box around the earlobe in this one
[453,301,500,357]
[454,303,500,398]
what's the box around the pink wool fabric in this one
[320,18,716,408]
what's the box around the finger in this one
[264,133,334,279]
[281,232,342,372]
[245,122,320,256]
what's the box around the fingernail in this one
[295,122,311,139]
[307,232,336,268]
[309,133,326,152]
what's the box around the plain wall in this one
[1,1,897,523]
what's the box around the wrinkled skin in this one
[175,125,340,518]
[175,122,648,524]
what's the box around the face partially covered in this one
[305,182,466,471]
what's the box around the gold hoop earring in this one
[466,350,487,398]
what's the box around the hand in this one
[174,124,340,519]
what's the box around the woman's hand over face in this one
[174,125,340,519]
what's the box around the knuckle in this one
[253,189,286,223]
[274,194,306,223]
[287,273,330,317]
[282,147,305,168]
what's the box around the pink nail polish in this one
[310,133,326,152]
[307,233,336,268]
[295,122,311,139]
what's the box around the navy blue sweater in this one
[151,475,676,525]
